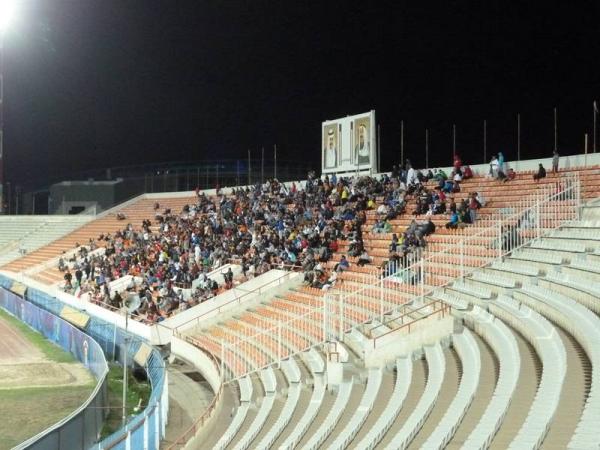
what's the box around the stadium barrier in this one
[338,172,581,330]
[0,274,169,450]
[209,172,581,382]
[0,288,108,450]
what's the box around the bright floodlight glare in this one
[0,0,17,34]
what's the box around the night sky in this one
[3,1,600,190]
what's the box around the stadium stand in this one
[4,160,600,449]
[0,215,91,266]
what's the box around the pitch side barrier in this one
[0,275,169,450]
[0,288,108,450]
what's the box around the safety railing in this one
[195,173,580,382]
[368,300,451,349]
[215,301,329,383]
[172,268,297,334]
[334,173,580,332]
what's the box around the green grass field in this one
[0,308,94,449]
[0,384,95,450]
[0,308,75,363]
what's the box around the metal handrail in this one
[172,269,296,333]
[339,173,580,320]
[369,300,450,348]
[208,173,581,382]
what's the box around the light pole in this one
[122,311,129,426]
[0,0,17,214]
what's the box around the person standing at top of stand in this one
[498,151,505,174]
[552,150,560,174]
[453,154,462,172]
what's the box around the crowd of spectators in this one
[55,154,496,323]
[56,172,415,321]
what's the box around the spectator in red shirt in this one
[463,165,473,179]
[504,168,516,183]
[453,154,462,171]
[329,240,339,252]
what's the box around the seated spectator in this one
[448,198,457,214]
[451,180,461,193]
[222,267,234,289]
[504,168,517,182]
[437,168,448,181]
[468,193,481,224]
[475,192,486,207]
[389,233,399,252]
[58,254,67,272]
[462,165,473,179]
[376,203,389,217]
[442,180,454,194]
[533,163,547,181]
[422,218,435,236]
[63,270,73,291]
[337,255,350,271]
[445,211,459,229]
[357,250,371,267]
[322,270,338,290]
[453,154,463,172]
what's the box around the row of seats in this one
[202,307,524,450]
[425,206,600,448]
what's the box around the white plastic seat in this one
[462,311,520,449]
[471,271,516,288]
[356,357,413,450]
[450,280,493,300]
[421,328,481,449]
[329,368,383,450]
[302,379,354,450]
[383,343,445,450]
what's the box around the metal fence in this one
[0,275,169,450]
[333,173,581,330]
[0,288,109,450]
[92,345,168,450]
[196,173,581,382]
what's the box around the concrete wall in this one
[160,269,301,335]
[49,180,120,214]
[363,314,456,367]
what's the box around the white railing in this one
[193,300,334,383]
[193,173,581,382]
[336,172,580,331]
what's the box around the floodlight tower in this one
[0,0,16,214]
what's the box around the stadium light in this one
[0,0,16,213]
[0,0,17,34]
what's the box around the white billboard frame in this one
[321,110,377,175]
